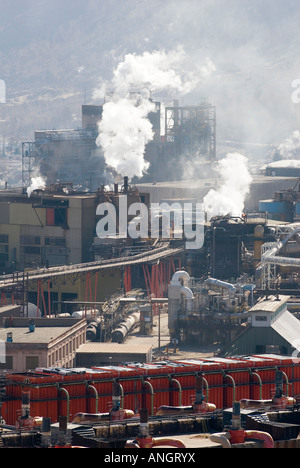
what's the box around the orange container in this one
[4,355,300,423]
[254,354,300,398]
[5,372,62,424]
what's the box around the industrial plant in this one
[0,92,300,450]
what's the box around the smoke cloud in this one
[95,47,215,180]
[27,176,46,197]
[273,130,300,161]
[96,95,154,179]
[203,152,252,219]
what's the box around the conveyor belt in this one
[0,244,183,289]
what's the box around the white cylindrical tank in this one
[72,309,99,318]
[27,302,42,317]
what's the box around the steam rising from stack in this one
[203,152,252,219]
[94,47,215,180]
[27,176,46,198]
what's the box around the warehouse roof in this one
[0,326,70,344]
[249,295,289,314]
[0,317,86,345]
[76,342,153,365]
[271,310,300,346]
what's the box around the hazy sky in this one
[1,0,300,152]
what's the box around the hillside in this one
[1,0,300,155]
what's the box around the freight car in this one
[111,311,140,343]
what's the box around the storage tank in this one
[111,312,140,343]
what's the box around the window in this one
[266,345,280,354]
[45,237,66,247]
[20,235,40,245]
[0,235,9,265]
[46,208,67,227]
[255,316,267,321]
[20,246,40,256]
[255,345,266,353]
[46,208,55,226]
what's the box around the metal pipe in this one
[223,374,236,403]
[244,430,274,448]
[250,371,262,400]
[112,380,124,409]
[281,371,290,396]
[119,382,124,409]
[57,386,70,422]
[151,437,186,448]
[205,277,238,291]
[142,379,154,416]
[262,227,300,268]
[169,376,182,406]
[170,270,191,286]
[87,384,99,413]
[210,432,231,448]
[202,376,209,402]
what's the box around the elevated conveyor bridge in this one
[0,243,184,315]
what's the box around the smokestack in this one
[124,176,129,193]
[112,381,121,411]
[41,417,51,447]
[114,183,118,194]
[195,375,204,404]
[139,408,149,438]
[275,370,283,399]
[21,390,30,419]
[232,401,241,430]
[57,415,69,447]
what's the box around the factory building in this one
[0,187,97,272]
[0,181,155,315]
[265,160,300,177]
[75,342,152,366]
[22,99,216,189]
[22,105,104,190]
[0,316,86,373]
[0,179,151,271]
[221,295,300,357]
[259,182,300,223]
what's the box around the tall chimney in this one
[124,176,129,193]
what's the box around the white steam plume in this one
[97,95,154,179]
[203,153,252,219]
[95,47,215,180]
[27,176,46,198]
[273,130,300,161]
